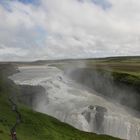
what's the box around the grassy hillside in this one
[0,64,121,140]
[86,57,140,94]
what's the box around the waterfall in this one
[81,105,140,140]
[9,65,140,140]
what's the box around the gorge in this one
[9,63,140,140]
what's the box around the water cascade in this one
[9,65,140,140]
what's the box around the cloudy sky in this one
[0,0,140,61]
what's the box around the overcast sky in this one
[0,0,140,61]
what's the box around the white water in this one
[9,65,140,140]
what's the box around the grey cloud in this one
[0,0,140,61]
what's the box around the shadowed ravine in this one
[9,65,140,140]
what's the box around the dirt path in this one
[9,98,22,140]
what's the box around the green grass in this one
[0,64,121,140]
[0,97,120,140]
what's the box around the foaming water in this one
[9,65,140,140]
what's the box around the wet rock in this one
[88,105,94,110]
[95,105,107,113]
[82,111,91,122]
[82,105,107,133]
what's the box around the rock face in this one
[82,105,107,134]
[18,85,47,108]
[9,65,140,140]
[68,68,140,113]
[81,105,140,140]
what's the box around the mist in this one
[9,62,140,140]
[63,63,140,116]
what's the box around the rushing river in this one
[9,65,140,140]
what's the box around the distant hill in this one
[32,56,140,65]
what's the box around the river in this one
[9,65,140,140]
